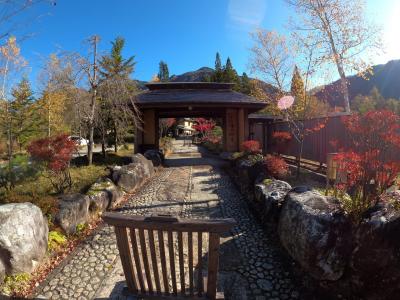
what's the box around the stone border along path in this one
[35,159,306,300]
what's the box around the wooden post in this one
[224,108,238,152]
[206,233,220,300]
[143,109,156,148]
[238,108,245,151]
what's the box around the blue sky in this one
[15,0,400,88]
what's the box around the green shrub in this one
[263,178,273,186]
[212,126,223,137]
[232,152,244,160]
[48,230,67,252]
[1,273,30,295]
[0,154,39,189]
[75,223,87,235]
[244,153,264,166]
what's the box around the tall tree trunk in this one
[101,127,106,158]
[87,35,99,165]
[313,2,352,113]
[339,74,350,113]
[296,137,304,179]
[87,121,94,165]
[114,123,118,153]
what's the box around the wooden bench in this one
[103,213,236,300]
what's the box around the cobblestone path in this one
[35,142,306,300]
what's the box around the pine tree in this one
[10,78,40,150]
[215,52,222,72]
[158,61,169,82]
[98,36,139,154]
[240,72,251,95]
[223,57,240,90]
[290,65,307,117]
[212,52,224,82]
[99,37,136,79]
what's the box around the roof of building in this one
[136,82,266,109]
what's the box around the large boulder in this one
[144,149,163,167]
[112,164,145,192]
[86,178,123,211]
[55,194,90,234]
[349,193,400,298]
[278,190,352,281]
[0,203,48,280]
[255,179,292,223]
[131,153,154,177]
[112,154,154,192]
[234,160,265,197]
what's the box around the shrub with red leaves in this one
[264,154,289,179]
[272,131,292,155]
[193,118,216,138]
[242,140,261,154]
[272,131,292,142]
[333,110,400,219]
[28,134,77,194]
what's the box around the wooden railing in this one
[103,213,235,300]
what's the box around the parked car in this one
[68,136,89,146]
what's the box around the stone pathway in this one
[35,141,306,300]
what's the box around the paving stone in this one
[34,141,308,300]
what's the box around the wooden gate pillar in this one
[135,109,156,153]
[224,108,239,152]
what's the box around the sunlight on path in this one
[36,140,303,300]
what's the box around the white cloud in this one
[227,0,267,30]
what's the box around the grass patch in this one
[1,273,30,296]
[48,230,67,252]
[263,178,273,186]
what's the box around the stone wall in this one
[230,161,400,299]
[0,153,155,281]
[55,153,154,234]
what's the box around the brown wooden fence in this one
[250,115,398,165]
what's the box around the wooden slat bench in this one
[103,213,236,300]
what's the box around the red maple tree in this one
[333,110,400,218]
[193,118,216,138]
[28,134,77,193]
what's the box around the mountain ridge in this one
[315,59,400,107]
[142,59,400,108]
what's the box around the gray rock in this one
[112,154,154,192]
[0,203,48,280]
[257,279,273,291]
[112,164,145,192]
[55,194,90,234]
[86,178,123,211]
[255,180,292,223]
[144,149,163,167]
[350,196,400,297]
[131,153,154,177]
[278,190,351,281]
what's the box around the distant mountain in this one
[315,59,400,107]
[169,66,279,98]
[169,67,214,82]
